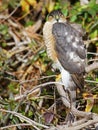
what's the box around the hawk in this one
[43,10,86,121]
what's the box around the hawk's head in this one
[48,10,66,23]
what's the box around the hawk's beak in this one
[55,15,59,22]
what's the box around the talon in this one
[65,111,75,126]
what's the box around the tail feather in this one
[71,73,84,91]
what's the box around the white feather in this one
[65,32,68,36]
[66,37,71,42]
[61,68,71,89]
[75,37,79,42]
[73,42,78,48]
[69,52,74,59]
[53,61,71,89]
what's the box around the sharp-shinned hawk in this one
[43,10,86,121]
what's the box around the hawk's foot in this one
[65,111,75,126]
[56,74,61,82]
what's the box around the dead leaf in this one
[45,0,55,13]
[20,0,30,13]
[43,112,54,124]
[26,0,37,7]
[83,93,97,112]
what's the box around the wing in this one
[52,22,86,74]
[52,22,86,89]
[70,23,85,36]
[71,73,84,91]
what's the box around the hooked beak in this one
[55,15,59,22]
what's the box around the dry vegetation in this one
[0,0,98,130]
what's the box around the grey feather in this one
[52,22,86,90]
[70,23,85,36]
[52,22,86,74]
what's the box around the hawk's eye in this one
[48,15,53,20]
[59,13,64,17]
[59,14,65,20]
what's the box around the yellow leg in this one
[55,74,61,81]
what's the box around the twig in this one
[0,109,49,129]
[88,59,98,63]
[56,84,92,117]
[88,85,98,92]
[15,81,64,100]
[45,84,98,130]
[84,37,98,45]
[87,52,98,55]
[25,82,64,95]
[5,5,20,20]
[46,119,97,130]
[72,118,88,126]
[9,46,30,56]
[67,119,98,130]
[5,75,56,83]
[14,78,98,100]
[8,28,20,44]
[85,79,98,84]
[8,19,19,28]
[0,123,31,130]
[7,41,30,46]
[54,118,98,130]
[86,62,98,73]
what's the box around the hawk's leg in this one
[65,110,75,125]
[64,88,76,125]
[55,74,62,82]
[55,74,76,125]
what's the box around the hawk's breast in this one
[43,21,58,62]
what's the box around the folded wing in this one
[52,22,86,89]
